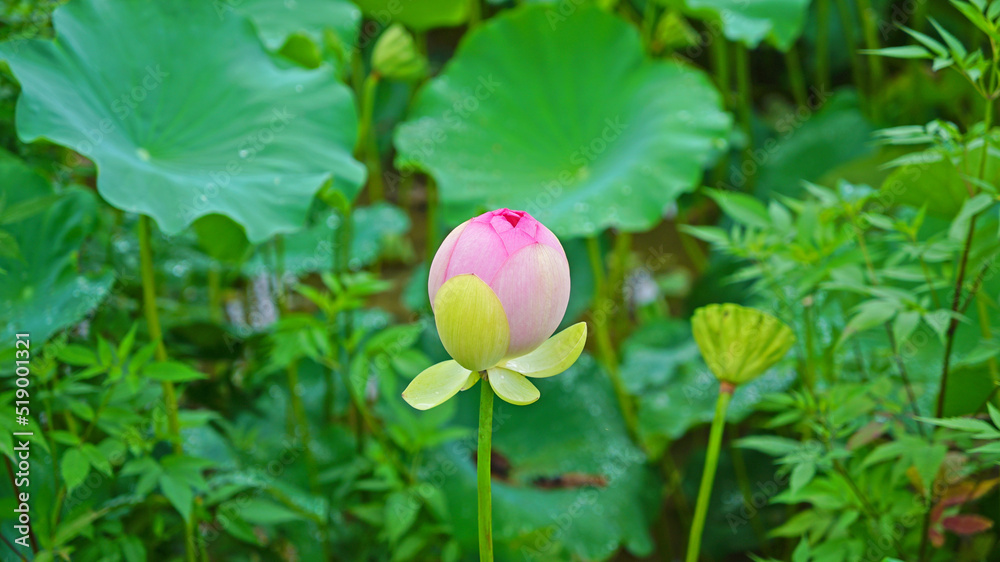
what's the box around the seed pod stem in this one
[686,382,733,562]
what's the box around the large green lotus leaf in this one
[0,0,365,243]
[353,0,468,31]
[752,91,873,199]
[0,156,113,344]
[394,5,730,238]
[243,202,411,275]
[430,354,658,561]
[229,0,361,69]
[678,0,812,51]
[620,319,795,445]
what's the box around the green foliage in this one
[678,0,813,50]
[395,5,731,238]
[230,0,362,71]
[0,0,365,242]
[0,153,113,344]
[2,0,1000,561]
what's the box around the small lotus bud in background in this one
[403,208,585,410]
[372,24,427,81]
[691,303,795,386]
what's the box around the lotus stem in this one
[815,0,831,92]
[686,382,733,562]
[711,37,730,101]
[138,215,196,562]
[857,0,883,120]
[975,295,1000,398]
[710,39,731,186]
[207,265,222,323]
[468,0,481,29]
[359,74,384,201]
[784,44,807,108]
[477,373,494,562]
[734,43,753,158]
[286,360,320,492]
[834,0,866,107]
[935,98,992,418]
[585,236,637,437]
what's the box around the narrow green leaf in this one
[159,474,194,523]
[678,225,730,245]
[861,46,933,59]
[81,443,112,476]
[949,193,993,241]
[988,403,1000,428]
[893,310,921,343]
[929,17,968,60]
[60,448,89,491]
[144,361,207,382]
[734,435,801,456]
[55,344,97,366]
[53,508,109,547]
[789,461,816,493]
[706,189,771,228]
[117,324,138,360]
[0,194,63,225]
[839,300,898,345]
[384,491,420,543]
[900,26,947,57]
[916,415,997,434]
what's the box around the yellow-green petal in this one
[499,322,587,378]
[460,370,480,391]
[691,303,795,386]
[401,360,471,410]
[486,367,540,406]
[434,274,510,371]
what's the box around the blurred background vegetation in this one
[1,0,1000,560]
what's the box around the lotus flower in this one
[403,208,586,409]
[691,303,795,386]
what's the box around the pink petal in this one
[489,243,571,357]
[428,220,469,307]
[533,221,567,259]
[444,221,508,284]
[495,224,536,255]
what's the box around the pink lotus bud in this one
[429,208,571,361]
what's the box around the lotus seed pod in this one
[691,303,795,386]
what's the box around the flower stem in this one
[686,383,732,562]
[858,0,883,120]
[834,0,865,104]
[359,74,384,201]
[935,99,992,419]
[138,215,196,562]
[734,42,753,155]
[207,265,222,323]
[286,360,320,492]
[585,236,637,437]
[477,375,494,562]
[139,217,181,446]
[783,44,807,108]
[815,0,830,92]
